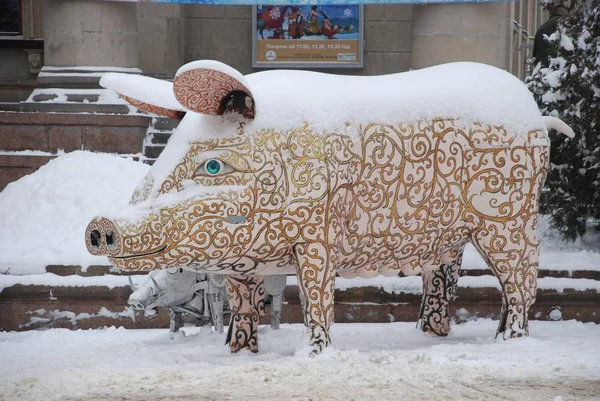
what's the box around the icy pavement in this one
[1,320,599,401]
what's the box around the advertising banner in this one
[253,4,363,68]
[108,1,513,4]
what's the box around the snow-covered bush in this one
[527,0,600,241]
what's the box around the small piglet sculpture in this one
[86,60,574,355]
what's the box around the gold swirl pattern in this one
[120,95,185,120]
[173,69,255,119]
[94,117,548,353]
[225,275,265,353]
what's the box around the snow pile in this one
[0,151,149,274]
[25,88,126,105]
[42,66,143,73]
[0,320,598,400]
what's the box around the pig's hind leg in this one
[418,245,465,336]
[295,242,337,356]
[225,275,266,353]
[471,218,539,339]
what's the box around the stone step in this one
[1,282,597,332]
[20,102,130,114]
[20,88,131,114]
[0,102,20,112]
[0,111,151,191]
[41,264,600,280]
[0,113,149,153]
[37,66,142,88]
[144,145,165,159]
[152,117,180,131]
[45,265,147,277]
[147,131,172,145]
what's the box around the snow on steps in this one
[143,117,180,165]
[0,112,152,191]
[1,264,598,332]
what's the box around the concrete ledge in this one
[0,111,150,126]
[20,102,130,114]
[38,264,600,280]
[45,265,146,277]
[0,154,54,168]
[1,280,598,332]
[0,112,152,190]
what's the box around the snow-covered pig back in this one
[245,62,545,136]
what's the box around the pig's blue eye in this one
[205,159,222,175]
[194,158,234,177]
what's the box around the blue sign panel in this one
[114,0,513,4]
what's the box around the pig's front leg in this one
[225,275,265,353]
[294,242,336,356]
[418,246,464,336]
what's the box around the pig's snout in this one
[85,217,122,256]
[128,300,144,310]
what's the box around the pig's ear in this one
[100,73,187,120]
[173,61,255,120]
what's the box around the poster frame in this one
[252,4,364,69]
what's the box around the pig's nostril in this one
[106,230,116,249]
[90,230,101,248]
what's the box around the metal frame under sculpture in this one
[127,269,287,337]
[86,60,574,355]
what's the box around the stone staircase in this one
[143,117,180,165]
[0,112,151,191]
[0,66,154,192]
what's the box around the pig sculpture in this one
[86,60,574,355]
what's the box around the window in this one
[0,0,21,35]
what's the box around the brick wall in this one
[181,4,413,76]
[0,112,151,191]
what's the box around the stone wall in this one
[2,265,598,331]
[43,0,139,68]
[411,2,511,70]
[0,49,38,103]
[137,3,185,78]
[0,112,150,191]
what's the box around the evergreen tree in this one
[527,0,600,241]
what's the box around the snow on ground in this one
[0,320,598,401]
[0,151,149,275]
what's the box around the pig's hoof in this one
[308,339,326,357]
[420,322,450,337]
[499,320,529,340]
[422,327,450,337]
[502,330,527,340]
[230,346,259,354]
